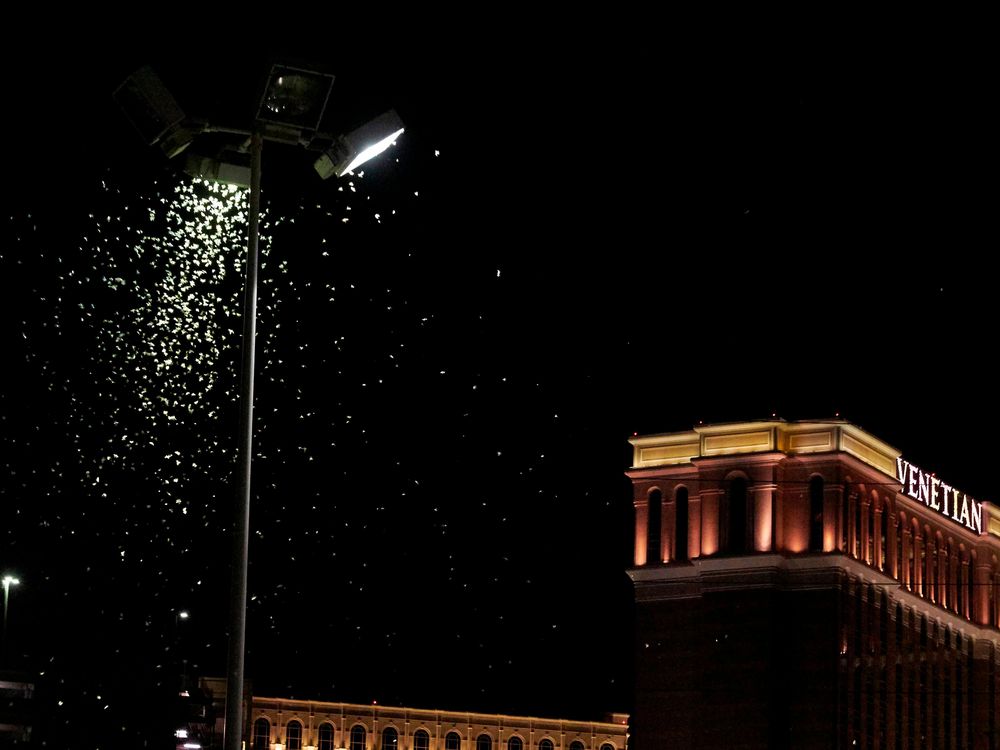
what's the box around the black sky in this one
[1,25,997,748]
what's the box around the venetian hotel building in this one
[627,420,1000,749]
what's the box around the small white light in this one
[178,611,189,619]
[176,729,189,738]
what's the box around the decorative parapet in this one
[630,420,900,479]
[984,502,1000,539]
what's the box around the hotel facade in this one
[628,420,1000,749]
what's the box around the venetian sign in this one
[896,458,982,535]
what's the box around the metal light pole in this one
[223,129,262,750]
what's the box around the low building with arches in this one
[187,679,627,750]
[628,419,1000,750]
[243,696,627,750]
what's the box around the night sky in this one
[1,29,995,748]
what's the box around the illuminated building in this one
[627,419,1000,750]
[190,678,628,750]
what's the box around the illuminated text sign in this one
[896,458,982,535]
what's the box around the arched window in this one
[647,489,662,563]
[414,730,430,750]
[675,487,689,561]
[507,737,524,750]
[381,727,398,750]
[539,741,555,750]
[809,476,824,551]
[286,720,303,750]
[318,723,335,750]
[477,734,493,750]
[445,732,462,750]
[569,742,585,750]
[725,477,748,553]
[351,725,367,750]
[252,718,270,750]
[601,745,616,750]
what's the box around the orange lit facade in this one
[187,678,628,750]
[627,420,1000,750]
[244,698,627,750]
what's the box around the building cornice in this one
[628,420,900,479]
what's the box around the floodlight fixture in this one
[256,64,335,137]
[113,66,192,158]
[314,109,404,179]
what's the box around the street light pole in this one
[224,130,263,750]
[114,64,403,750]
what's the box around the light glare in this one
[342,128,404,175]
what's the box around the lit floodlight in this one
[314,109,404,179]
[256,64,334,132]
[114,67,191,157]
[1,577,18,587]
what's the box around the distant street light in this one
[2,574,20,664]
[115,63,403,750]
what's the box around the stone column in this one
[973,563,993,626]
[633,498,648,566]
[700,489,723,557]
[662,497,675,564]
[913,534,924,597]
[752,483,775,552]
[937,547,947,608]
[960,558,971,619]
[902,528,913,591]
[950,551,959,613]
[887,513,898,578]
[688,493,702,560]
[873,507,884,570]
[824,483,841,553]
[925,538,936,604]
